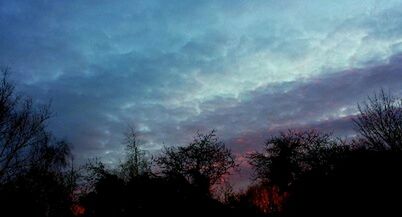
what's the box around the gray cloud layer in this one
[1,0,402,165]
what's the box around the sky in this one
[1,0,402,182]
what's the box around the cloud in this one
[1,0,402,166]
[181,53,402,152]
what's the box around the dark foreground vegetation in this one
[1,68,402,217]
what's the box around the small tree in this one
[248,129,335,192]
[119,126,150,180]
[156,130,236,193]
[353,90,402,151]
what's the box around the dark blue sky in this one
[1,0,402,173]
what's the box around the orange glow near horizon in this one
[248,185,288,213]
[71,204,85,216]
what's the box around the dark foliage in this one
[80,171,230,217]
[80,130,239,217]
[280,91,402,216]
[248,130,341,192]
[283,149,402,216]
[0,69,75,217]
[156,130,237,193]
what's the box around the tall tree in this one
[0,68,74,217]
[0,68,52,182]
[119,126,150,180]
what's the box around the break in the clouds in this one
[1,0,402,163]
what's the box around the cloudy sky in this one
[1,0,402,176]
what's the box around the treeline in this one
[1,69,402,217]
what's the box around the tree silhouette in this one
[354,89,402,151]
[248,129,336,192]
[282,147,402,217]
[282,91,402,216]
[0,69,53,182]
[119,126,150,180]
[0,68,75,217]
[5,62,402,217]
[156,130,236,194]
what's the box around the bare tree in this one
[0,68,54,182]
[119,126,150,180]
[353,89,402,151]
[0,68,75,217]
[156,130,237,192]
